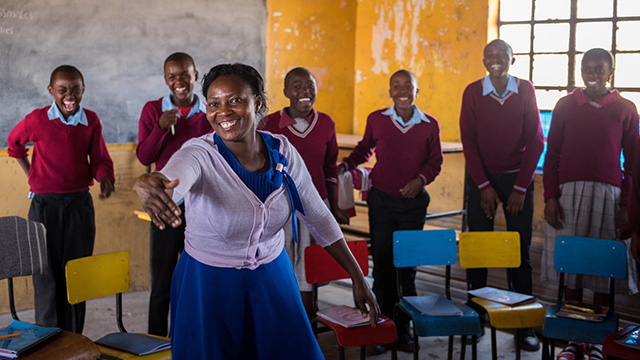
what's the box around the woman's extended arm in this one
[324,239,380,327]
[133,172,182,230]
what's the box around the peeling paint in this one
[371,4,392,74]
[273,12,282,17]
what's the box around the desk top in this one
[337,133,462,153]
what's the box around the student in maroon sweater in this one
[258,67,349,320]
[542,48,639,360]
[136,52,211,337]
[340,69,443,352]
[7,65,115,332]
[459,39,544,351]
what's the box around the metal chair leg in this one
[459,336,467,360]
[491,327,497,360]
[472,335,478,360]
[339,346,345,360]
[391,342,398,360]
[360,345,365,360]
[414,329,419,360]
[516,331,521,360]
[448,335,454,360]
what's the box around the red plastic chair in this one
[304,240,397,360]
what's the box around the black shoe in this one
[366,345,386,356]
[515,328,540,352]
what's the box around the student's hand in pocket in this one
[544,197,564,229]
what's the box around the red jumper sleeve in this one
[136,102,170,166]
[323,118,339,184]
[459,85,491,190]
[513,81,544,194]
[342,113,376,171]
[7,114,32,159]
[418,118,443,186]
[89,119,115,184]
[542,102,566,202]
[620,105,640,206]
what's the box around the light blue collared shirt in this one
[482,75,519,97]
[47,100,88,126]
[382,104,430,127]
[161,93,207,118]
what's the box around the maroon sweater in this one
[136,98,212,171]
[7,106,115,194]
[626,140,640,235]
[459,78,544,194]
[258,108,338,199]
[543,89,639,205]
[342,108,443,197]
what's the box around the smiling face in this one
[483,40,514,79]
[206,75,262,143]
[389,70,418,112]
[48,71,85,119]
[284,69,316,118]
[164,59,198,107]
[581,55,612,99]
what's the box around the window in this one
[499,0,640,169]
[498,0,640,111]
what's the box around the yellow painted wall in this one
[0,145,150,314]
[353,0,489,142]
[266,0,357,134]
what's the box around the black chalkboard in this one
[0,0,266,146]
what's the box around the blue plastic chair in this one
[541,236,627,360]
[391,229,482,360]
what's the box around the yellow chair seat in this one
[471,297,546,329]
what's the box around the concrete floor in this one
[0,280,552,359]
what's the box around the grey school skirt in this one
[540,181,638,295]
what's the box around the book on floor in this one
[556,301,609,322]
[468,286,535,306]
[403,294,463,316]
[614,325,640,350]
[316,305,386,328]
[0,320,61,358]
[95,333,170,356]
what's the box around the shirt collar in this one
[573,88,620,108]
[161,93,207,118]
[278,108,316,128]
[47,100,88,126]
[382,104,430,126]
[482,75,519,97]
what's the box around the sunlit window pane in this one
[577,0,613,18]
[618,0,640,17]
[619,92,640,113]
[535,89,568,111]
[511,55,531,80]
[614,54,640,88]
[500,0,532,21]
[499,25,531,54]
[533,24,570,52]
[616,21,640,51]
[574,54,585,87]
[535,0,570,20]
[576,22,612,51]
[533,55,568,86]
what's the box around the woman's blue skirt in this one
[170,248,325,359]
